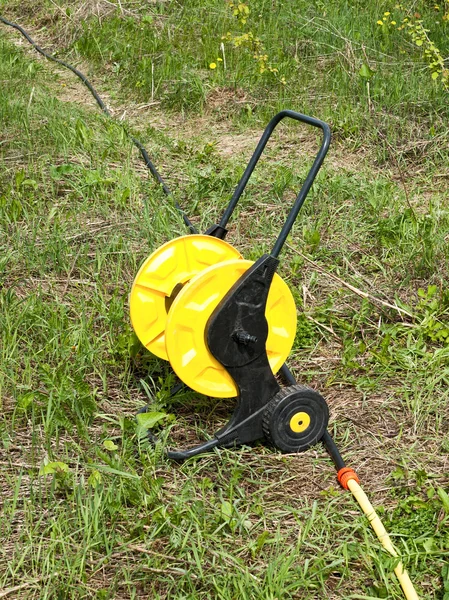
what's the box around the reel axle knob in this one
[232,330,258,346]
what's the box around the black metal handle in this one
[218,109,331,258]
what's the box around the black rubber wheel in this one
[262,384,329,453]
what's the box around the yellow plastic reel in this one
[129,235,242,359]
[165,259,297,398]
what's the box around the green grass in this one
[3,0,448,151]
[1,1,449,598]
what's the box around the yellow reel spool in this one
[165,259,297,398]
[129,235,242,359]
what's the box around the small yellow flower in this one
[384,11,391,16]
[217,58,223,62]
[209,62,217,69]
[391,20,397,25]
[377,20,383,24]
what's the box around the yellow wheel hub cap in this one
[129,235,242,359]
[289,411,311,433]
[165,259,297,398]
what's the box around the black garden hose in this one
[0,14,197,233]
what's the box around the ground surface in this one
[1,1,449,599]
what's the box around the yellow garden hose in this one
[339,469,419,600]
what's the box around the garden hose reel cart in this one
[130,110,331,459]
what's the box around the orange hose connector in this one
[337,467,360,489]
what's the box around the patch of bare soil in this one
[205,85,253,116]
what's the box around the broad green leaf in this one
[50,163,75,178]
[221,500,233,521]
[437,487,449,513]
[103,440,118,451]
[255,530,270,553]
[21,179,38,189]
[88,469,102,488]
[39,461,69,475]
[17,392,34,409]
[136,411,168,429]
[422,537,436,552]
[359,63,375,80]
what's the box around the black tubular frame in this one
[218,110,331,258]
